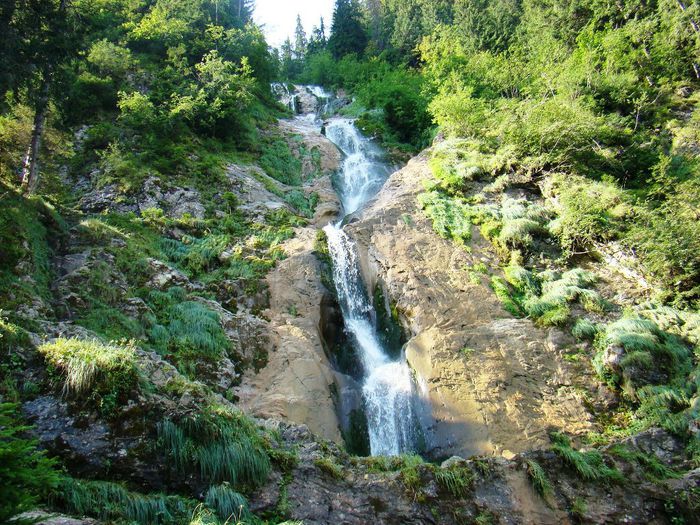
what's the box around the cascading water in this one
[323,120,420,456]
[271,84,425,456]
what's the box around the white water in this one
[323,119,418,456]
[271,84,421,456]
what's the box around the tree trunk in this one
[20,78,49,195]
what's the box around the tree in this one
[0,403,61,521]
[328,0,368,58]
[19,0,73,195]
[294,14,308,59]
[308,16,328,55]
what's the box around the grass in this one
[147,287,230,376]
[524,459,552,500]
[157,405,271,487]
[608,445,679,482]
[56,478,195,524]
[204,484,249,522]
[39,338,139,415]
[593,315,693,401]
[258,135,303,186]
[433,465,473,498]
[497,265,605,327]
[550,432,622,483]
[418,191,475,246]
[572,318,599,341]
[313,457,344,480]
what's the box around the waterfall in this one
[323,118,420,456]
[270,82,424,456]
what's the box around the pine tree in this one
[294,14,308,59]
[328,0,368,58]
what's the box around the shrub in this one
[39,338,139,413]
[0,403,60,522]
[547,173,629,256]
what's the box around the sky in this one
[253,0,335,49]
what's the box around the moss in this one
[373,284,405,358]
[0,187,63,313]
[314,457,344,480]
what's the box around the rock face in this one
[347,154,595,458]
[235,227,343,443]
[234,121,344,443]
[247,421,681,525]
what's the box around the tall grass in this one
[204,484,249,521]
[157,407,271,487]
[524,459,552,499]
[418,191,475,245]
[39,338,139,408]
[434,465,473,498]
[56,478,193,524]
[550,433,622,483]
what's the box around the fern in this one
[524,459,552,499]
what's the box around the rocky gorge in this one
[3,85,698,525]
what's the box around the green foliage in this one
[313,457,345,480]
[547,173,630,256]
[608,445,679,482]
[204,484,249,521]
[56,478,194,524]
[0,403,61,522]
[550,432,622,483]
[524,459,552,499]
[147,288,230,375]
[157,405,271,487]
[258,136,303,186]
[418,191,475,245]
[594,315,693,396]
[328,0,368,58]
[572,318,599,341]
[39,338,139,414]
[434,465,473,498]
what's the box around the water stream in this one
[274,85,423,456]
[323,122,420,456]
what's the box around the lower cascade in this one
[322,118,422,456]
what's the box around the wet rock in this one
[235,228,342,443]
[23,396,112,476]
[347,155,596,458]
[13,511,100,525]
